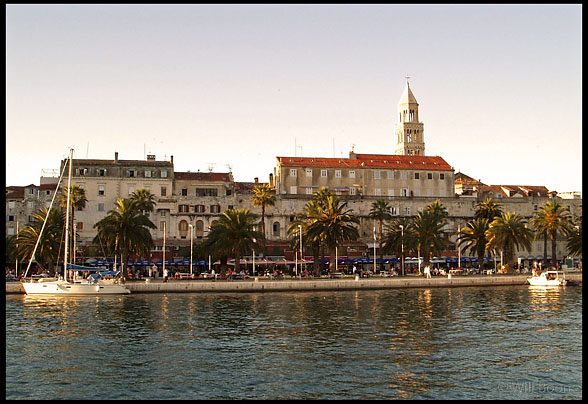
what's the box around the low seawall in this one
[7,273,582,295]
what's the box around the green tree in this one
[59,184,87,263]
[531,201,574,268]
[382,217,416,276]
[130,188,157,214]
[369,200,393,271]
[93,198,156,281]
[458,218,490,271]
[250,183,276,256]
[486,212,533,273]
[566,219,582,257]
[411,207,449,267]
[17,208,66,276]
[474,197,503,221]
[305,195,359,275]
[206,208,263,275]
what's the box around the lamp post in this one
[189,223,193,277]
[457,224,461,271]
[252,238,256,276]
[400,224,404,276]
[299,224,303,277]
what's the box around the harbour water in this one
[5,285,582,399]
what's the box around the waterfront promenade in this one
[7,273,582,294]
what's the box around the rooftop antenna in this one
[226,164,232,173]
[86,142,89,158]
[207,163,215,172]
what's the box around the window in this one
[321,169,328,177]
[145,169,152,178]
[350,187,357,196]
[179,204,189,213]
[306,187,313,195]
[196,188,218,197]
[335,170,341,178]
[440,173,445,180]
[128,169,136,178]
[388,189,394,197]
[161,211,166,217]
[428,173,433,180]
[196,205,205,213]
[8,201,15,209]
[210,205,221,213]
[414,172,420,180]
[391,207,398,215]
[349,170,355,179]
[77,168,87,176]
[375,188,381,196]
[128,187,134,195]
[404,207,411,215]
[181,188,188,196]
[290,186,297,194]
[306,169,312,177]
[98,185,105,196]
[8,215,15,222]
[273,222,280,237]
[195,220,204,238]
[98,168,106,176]
[98,203,104,212]
[28,201,35,209]
[290,169,297,177]
[374,171,381,180]
[161,170,168,178]
[46,190,51,195]
[401,188,408,197]
[161,186,167,197]
[77,222,84,231]
[388,171,394,179]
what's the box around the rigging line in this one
[23,153,70,278]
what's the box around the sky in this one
[6,4,582,193]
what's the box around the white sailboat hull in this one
[527,271,567,287]
[22,279,130,295]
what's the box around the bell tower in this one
[394,77,425,156]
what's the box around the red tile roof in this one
[277,154,453,171]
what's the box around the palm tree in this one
[486,212,533,273]
[250,183,276,257]
[382,217,416,276]
[369,200,392,271]
[305,195,359,275]
[531,201,574,268]
[474,197,503,221]
[566,219,582,257]
[93,198,156,281]
[207,208,263,275]
[412,209,449,267]
[59,184,87,263]
[458,218,490,271]
[130,188,157,215]
[16,208,66,275]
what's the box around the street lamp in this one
[400,224,404,276]
[188,223,193,277]
[299,224,303,277]
[252,238,256,276]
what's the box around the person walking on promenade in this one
[424,265,432,279]
[163,267,168,283]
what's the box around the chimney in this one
[254,177,259,184]
[171,155,174,165]
[115,152,118,163]
[269,173,274,187]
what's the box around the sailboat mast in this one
[63,148,73,281]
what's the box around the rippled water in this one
[5,286,582,399]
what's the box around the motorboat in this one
[527,270,567,287]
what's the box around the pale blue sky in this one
[6,4,582,192]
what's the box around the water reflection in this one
[6,286,582,400]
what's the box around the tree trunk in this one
[543,232,548,268]
[551,234,557,269]
[328,246,336,276]
[312,241,320,277]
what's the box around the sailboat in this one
[21,149,130,295]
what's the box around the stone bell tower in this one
[394,78,425,156]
